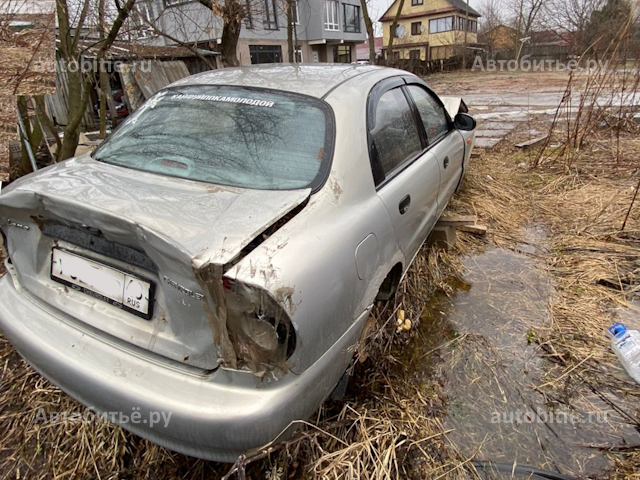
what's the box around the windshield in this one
[92,85,333,190]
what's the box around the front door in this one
[405,84,465,214]
[369,86,441,264]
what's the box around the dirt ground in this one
[0,70,639,478]
[0,12,55,96]
[426,70,579,96]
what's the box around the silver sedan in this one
[0,64,475,461]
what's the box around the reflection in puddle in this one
[403,246,640,478]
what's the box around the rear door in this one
[368,84,441,265]
[405,84,465,214]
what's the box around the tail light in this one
[224,281,296,373]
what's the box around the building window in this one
[411,0,423,5]
[343,4,361,33]
[325,0,339,30]
[263,0,278,30]
[289,0,299,24]
[456,16,477,32]
[430,45,453,60]
[429,16,453,34]
[333,45,351,63]
[249,45,282,64]
[135,1,155,38]
[409,49,421,59]
[411,21,421,35]
[244,0,253,29]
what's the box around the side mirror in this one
[454,113,476,131]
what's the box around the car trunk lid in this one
[0,156,310,370]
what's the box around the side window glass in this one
[407,85,449,143]
[370,88,422,178]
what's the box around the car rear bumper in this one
[0,267,369,462]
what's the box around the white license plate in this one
[51,248,154,319]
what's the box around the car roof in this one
[168,64,397,98]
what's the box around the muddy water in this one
[404,232,640,478]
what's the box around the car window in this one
[406,85,449,144]
[370,88,422,178]
[92,86,332,191]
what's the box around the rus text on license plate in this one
[50,247,154,319]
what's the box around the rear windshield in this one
[92,85,333,190]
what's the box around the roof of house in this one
[379,0,481,22]
[447,0,481,17]
[529,30,571,46]
[355,37,384,59]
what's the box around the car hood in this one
[1,155,311,267]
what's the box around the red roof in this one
[356,37,384,60]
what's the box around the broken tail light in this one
[224,281,296,374]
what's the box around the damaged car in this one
[0,64,475,461]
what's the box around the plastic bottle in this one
[609,322,640,384]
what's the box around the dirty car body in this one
[0,65,475,461]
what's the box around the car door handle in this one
[399,195,411,215]
[443,156,449,169]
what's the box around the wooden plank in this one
[459,224,488,235]
[437,215,476,226]
[515,135,549,149]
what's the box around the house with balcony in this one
[136,0,366,65]
[379,0,481,61]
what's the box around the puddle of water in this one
[401,231,640,478]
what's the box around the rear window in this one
[92,86,334,190]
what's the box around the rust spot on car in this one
[183,355,190,362]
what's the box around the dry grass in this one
[0,13,55,96]
[0,95,15,182]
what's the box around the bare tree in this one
[56,0,138,160]
[511,0,546,36]
[360,0,376,62]
[386,0,406,61]
[583,0,634,57]
[545,0,605,50]
[478,0,505,34]
[191,0,245,66]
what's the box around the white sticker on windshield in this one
[171,94,275,108]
